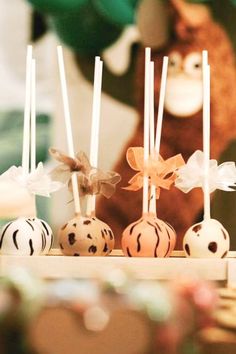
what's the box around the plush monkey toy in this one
[97,0,236,249]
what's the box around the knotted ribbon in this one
[49,148,121,198]
[49,148,92,183]
[124,147,185,199]
[74,170,121,199]
[0,162,62,197]
[175,150,236,193]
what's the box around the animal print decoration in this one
[58,216,114,256]
[183,219,229,258]
[34,218,54,255]
[175,150,236,258]
[122,214,176,257]
[0,217,53,256]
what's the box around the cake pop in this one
[0,217,53,256]
[122,214,176,257]
[58,215,114,256]
[122,49,184,257]
[0,48,59,256]
[50,150,119,256]
[55,48,119,256]
[49,148,119,256]
[183,219,229,258]
[0,218,43,256]
[175,51,235,258]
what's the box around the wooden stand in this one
[1,250,236,287]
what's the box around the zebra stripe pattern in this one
[122,214,176,258]
[0,217,53,256]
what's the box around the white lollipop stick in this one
[149,56,169,214]
[149,62,155,155]
[57,46,81,215]
[89,57,103,167]
[148,61,157,214]
[202,51,211,220]
[86,57,103,216]
[31,58,36,172]
[143,47,151,215]
[22,45,32,176]
[30,58,37,218]
[155,56,168,153]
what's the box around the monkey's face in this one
[164,51,203,118]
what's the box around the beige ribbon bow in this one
[50,148,121,198]
[49,148,92,184]
[75,170,121,199]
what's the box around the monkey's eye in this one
[168,52,182,74]
[183,53,202,78]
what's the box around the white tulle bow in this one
[0,162,63,197]
[175,150,236,193]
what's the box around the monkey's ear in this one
[136,0,211,49]
[136,0,170,49]
[170,0,212,39]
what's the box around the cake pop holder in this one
[1,249,236,287]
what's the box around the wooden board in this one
[1,249,236,286]
[49,249,236,258]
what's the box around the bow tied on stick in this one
[74,170,121,199]
[49,148,92,183]
[124,147,185,199]
[0,162,62,197]
[49,148,121,198]
[175,150,236,193]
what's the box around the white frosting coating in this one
[0,218,43,256]
[183,218,230,258]
[0,217,53,256]
[33,218,53,255]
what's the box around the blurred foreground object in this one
[6,267,236,354]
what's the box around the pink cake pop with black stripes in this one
[122,51,179,258]
[122,214,176,257]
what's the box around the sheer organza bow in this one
[50,148,121,198]
[0,162,62,197]
[175,150,236,193]
[124,147,185,198]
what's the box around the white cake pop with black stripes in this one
[0,217,53,256]
[0,51,55,256]
[58,215,114,256]
[0,218,44,256]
